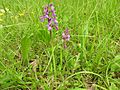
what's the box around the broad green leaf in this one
[21,36,31,65]
[0,61,5,70]
[114,55,120,61]
[111,55,120,72]
[110,78,120,85]
[38,30,50,43]
[109,83,119,90]
[63,16,69,22]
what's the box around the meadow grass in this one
[0,0,120,90]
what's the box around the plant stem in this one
[50,30,52,39]
[64,41,67,49]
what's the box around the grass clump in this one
[0,0,120,90]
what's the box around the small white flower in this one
[0,9,5,13]
[0,25,3,29]
[5,8,9,12]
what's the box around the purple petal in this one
[66,35,70,41]
[62,29,70,41]
[44,15,48,18]
[44,6,49,15]
[49,4,54,10]
[47,25,52,31]
[52,12,56,17]
[55,25,58,30]
[53,18,58,24]
[48,18,52,25]
[40,16,44,22]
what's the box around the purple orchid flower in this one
[62,28,70,48]
[62,28,70,41]
[40,3,58,31]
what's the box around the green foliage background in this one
[0,0,120,89]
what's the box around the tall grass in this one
[0,0,120,89]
